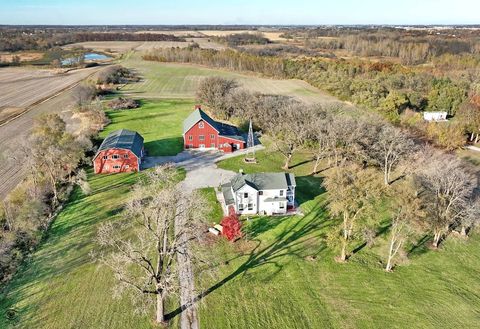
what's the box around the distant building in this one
[183,106,245,153]
[423,111,448,122]
[221,172,296,216]
[93,129,144,174]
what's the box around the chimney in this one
[195,104,202,110]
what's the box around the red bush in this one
[221,215,242,241]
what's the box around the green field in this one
[121,52,338,105]
[101,99,194,156]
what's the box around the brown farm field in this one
[64,38,226,54]
[0,65,105,200]
[0,66,101,109]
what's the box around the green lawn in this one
[194,148,480,329]
[101,99,194,156]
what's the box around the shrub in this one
[221,214,242,241]
[107,97,139,110]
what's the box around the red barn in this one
[93,129,144,174]
[183,106,245,153]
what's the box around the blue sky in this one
[0,0,478,25]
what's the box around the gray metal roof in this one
[222,184,235,205]
[96,129,144,159]
[183,109,245,142]
[230,172,296,192]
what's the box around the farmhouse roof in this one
[229,172,296,192]
[183,109,245,142]
[96,129,144,158]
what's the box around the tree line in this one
[196,76,480,271]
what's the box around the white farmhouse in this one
[423,111,448,121]
[221,172,296,216]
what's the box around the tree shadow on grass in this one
[166,197,331,321]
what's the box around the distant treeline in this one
[280,27,480,65]
[73,32,184,43]
[215,32,270,46]
[0,29,184,52]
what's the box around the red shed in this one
[183,106,245,153]
[93,129,144,174]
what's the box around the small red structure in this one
[93,129,144,174]
[183,105,245,153]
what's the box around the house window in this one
[199,122,204,129]
[112,154,120,160]
[239,204,244,211]
[280,203,285,209]
[211,143,215,148]
[113,165,121,169]
[199,135,205,141]
[280,190,284,196]
[125,165,129,169]
[248,203,253,210]
[188,144,193,148]
[210,134,215,139]
[188,135,193,141]
[259,191,263,195]
[244,192,248,198]
[124,154,129,159]
[103,155,108,160]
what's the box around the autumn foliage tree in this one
[221,214,242,241]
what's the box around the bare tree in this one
[323,164,382,261]
[384,180,424,271]
[458,192,480,237]
[72,83,96,107]
[417,153,476,248]
[266,101,309,170]
[196,77,238,120]
[370,125,415,185]
[28,114,84,207]
[95,166,207,325]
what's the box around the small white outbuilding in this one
[423,111,448,122]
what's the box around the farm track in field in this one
[0,66,105,200]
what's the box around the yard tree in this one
[370,125,415,185]
[266,102,309,170]
[306,105,341,174]
[196,76,238,120]
[417,153,476,248]
[96,166,207,324]
[458,193,480,237]
[384,180,424,272]
[29,114,84,207]
[323,164,382,262]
